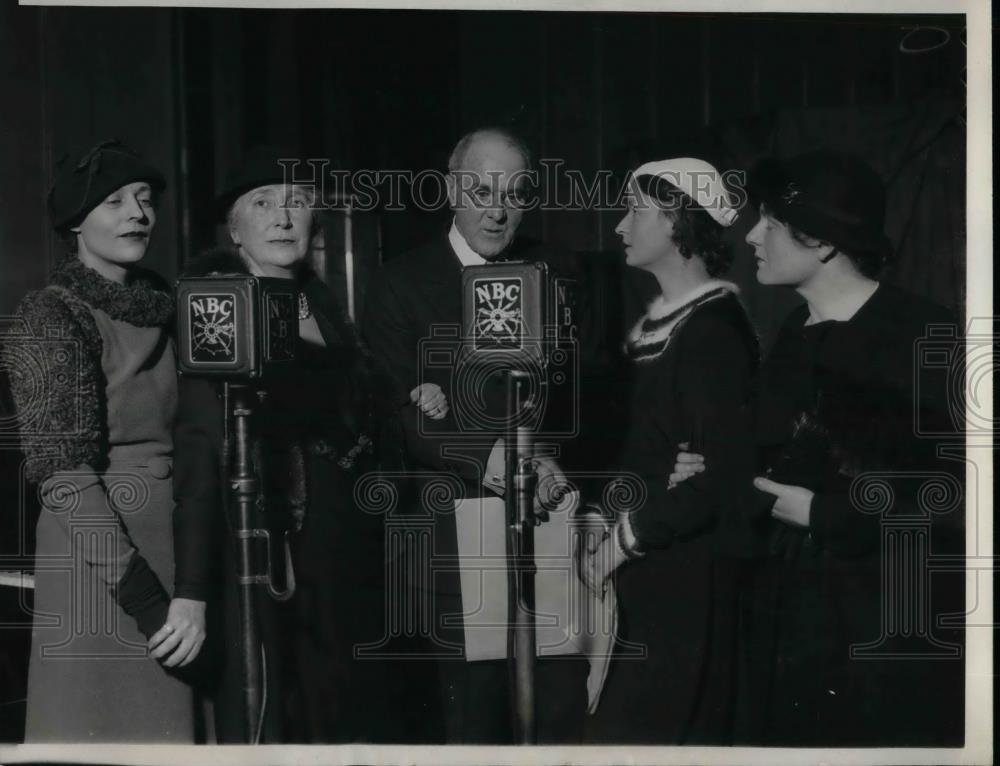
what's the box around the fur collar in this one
[626,280,739,362]
[50,256,173,327]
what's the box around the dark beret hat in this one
[747,150,892,260]
[48,139,166,231]
[214,144,305,221]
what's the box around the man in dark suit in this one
[362,128,588,744]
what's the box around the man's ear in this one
[229,226,241,246]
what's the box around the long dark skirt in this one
[209,462,391,743]
[741,537,965,747]
[586,545,740,745]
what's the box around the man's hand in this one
[149,598,207,668]
[754,476,814,528]
[533,455,567,517]
[410,383,449,420]
[668,441,705,488]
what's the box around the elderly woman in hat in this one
[579,158,759,744]
[10,140,201,742]
[670,150,963,745]
[172,148,400,743]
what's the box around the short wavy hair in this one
[635,174,733,278]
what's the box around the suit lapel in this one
[419,234,464,324]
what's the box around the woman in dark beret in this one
[10,140,202,742]
[172,147,401,743]
[670,150,964,746]
[579,158,759,744]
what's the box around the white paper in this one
[453,491,617,711]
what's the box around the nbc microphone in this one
[175,275,298,378]
[174,273,299,742]
[458,258,580,745]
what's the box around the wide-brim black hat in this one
[48,139,166,231]
[214,145,306,221]
[747,150,892,260]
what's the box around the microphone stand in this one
[505,369,537,744]
[224,382,296,744]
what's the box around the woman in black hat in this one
[10,140,201,741]
[172,147,401,743]
[670,150,964,745]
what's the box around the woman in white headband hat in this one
[579,158,760,744]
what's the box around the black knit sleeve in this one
[172,374,225,601]
[627,310,759,551]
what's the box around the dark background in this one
[0,3,969,742]
[0,6,966,336]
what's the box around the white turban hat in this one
[631,157,738,228]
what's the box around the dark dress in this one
[172,251,398,743]
[588,284,759,744]
[742,282,965,746]
[10,258,194,742]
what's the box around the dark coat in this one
[361,231,592,744]
[172,250,401,743]
[362,231,587,593]
[744,282,965,746]
[589,286,760,745]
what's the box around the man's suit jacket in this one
[362,231,585,593]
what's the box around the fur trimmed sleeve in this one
[9,287,106,484]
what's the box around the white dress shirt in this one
[448,219,488,267]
